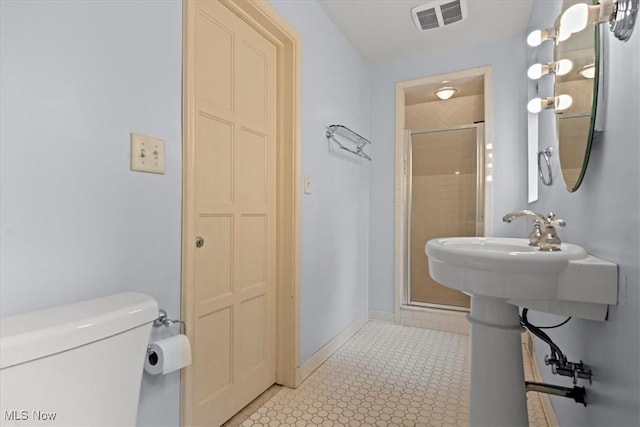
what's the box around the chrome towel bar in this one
[538,147,553,186]
[326,124,372,161]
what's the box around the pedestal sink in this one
[425,237,617,427]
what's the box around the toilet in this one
[0,292,158,426]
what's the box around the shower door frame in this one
[393,66,494,324]
[406,124,485,311]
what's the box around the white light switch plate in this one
[131,133,165,174]
[304,175,312,194]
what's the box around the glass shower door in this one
[408,125,484,309]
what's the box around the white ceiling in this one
[317,0,534,67]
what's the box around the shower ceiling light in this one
[435,86,457,100]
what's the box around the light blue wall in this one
[368,38,530,313]
[269,0,371,363]
[0,1,182,426]
[528,2,640,425]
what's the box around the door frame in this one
[393,66,493,323]
[181,1,301,424]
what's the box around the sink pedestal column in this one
[467,295,527,427]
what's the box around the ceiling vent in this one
[411,0,467,31]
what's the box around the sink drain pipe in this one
[525,381,587,406]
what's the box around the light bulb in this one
[555,94,573,111]
[528,97,557,113]
[578,63,596,79]
[527,28,558,46]
[527,63,544,80]
[555,59,573,76]
[527,30,543,47]
[560,3,589,36]
[527,60,573,80]
[527,98,544,113]
[557,26,572,42]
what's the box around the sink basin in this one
[424,236,618,427]
[427,237,586,273]
[426,237,617,320]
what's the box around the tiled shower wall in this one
[405,94,484,129]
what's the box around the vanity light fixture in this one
[434,86,458,100]
[527,59,574,80]
[526,28,557,46]
[577,62,596,78]
[527,94,573,113]
[560,0,638,42]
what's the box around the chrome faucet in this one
[502,210,566,251]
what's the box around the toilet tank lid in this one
[0,292,158,369]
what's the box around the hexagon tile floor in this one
[236,321,550,427]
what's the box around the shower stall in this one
[407,123,485,310]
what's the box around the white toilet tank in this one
[0,292,158,426]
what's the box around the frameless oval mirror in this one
[554,0,600,192]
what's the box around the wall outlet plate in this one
[131,133,165,174]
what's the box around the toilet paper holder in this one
[147,310,186,357]
[153,309,186,334]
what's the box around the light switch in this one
[304,175,312,194]
[131,133,165,174]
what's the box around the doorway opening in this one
[394,67,493,321]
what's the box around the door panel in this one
[196,8,233,111]
[191,1,277,425]
[195,114,233,203]
[194,308,233,404]
[236,215,267,289]
[236,42,268,126]
[239,294,267,373]
[236,129,268,206]
[194,215,232,302]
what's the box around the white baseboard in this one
[294,313,369,387]
[399,305,469,335]
[368,310,395,323]
[369,307,469,335]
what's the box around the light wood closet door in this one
[191,1,277,425]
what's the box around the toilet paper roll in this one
[144,334,192,375]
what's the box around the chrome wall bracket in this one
[153,309,186,334]
[610,0,639,41]
[326,124,372,161]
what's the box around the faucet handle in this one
[538,212,566,251]
[545,212,566,228]
[528,220,543,246]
